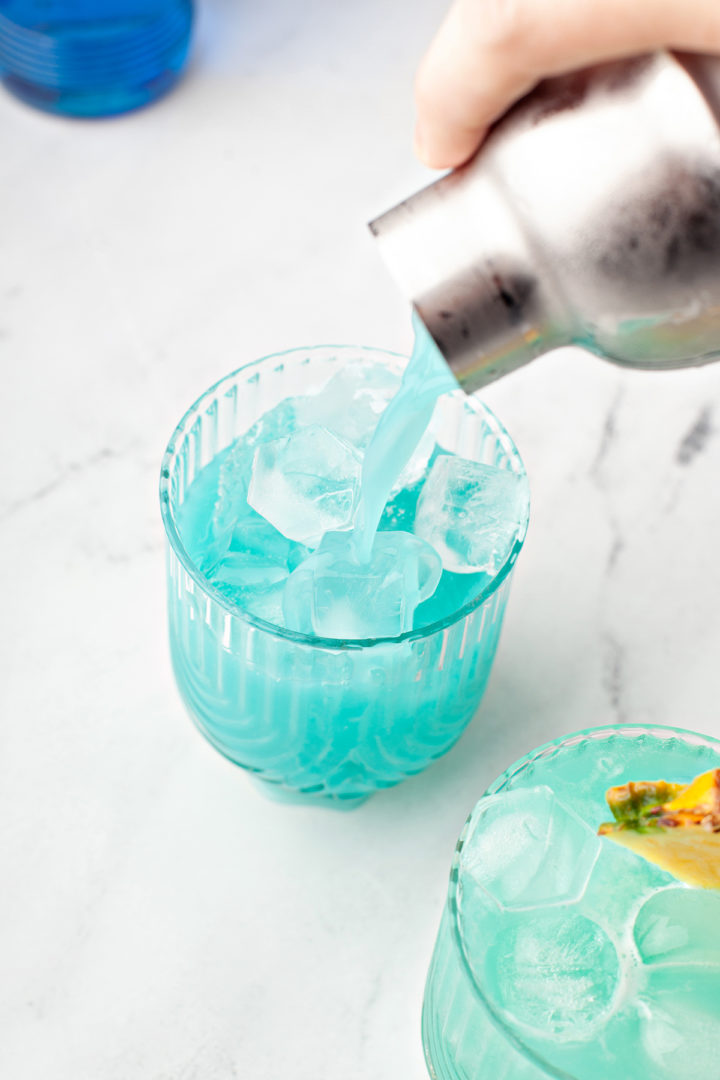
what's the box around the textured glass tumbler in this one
[0,0,193,116]
[422,724,720,1080]
[159,346,529,808]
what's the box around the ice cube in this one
[246,394,305,451]
[247,424,362,547]
[294,362,400,449]
[282,530,442,639]
[640,969,720,1075]
[205,502,307,620]
[210,551,289,593]
[240,581,288,627]
[634,886,720,967]
[227,506,306,568]
[459,786,602,912]
[414,455,529,575]
[208,548,291,627]
[483,912,620,1038]
[581,823,671,931]
[210,395,305,543]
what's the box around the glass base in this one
[183,703,372,810]
[249,775,370,811]
[2,65,187,117]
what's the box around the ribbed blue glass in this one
[159,347,530,809]
[0,0,193,116]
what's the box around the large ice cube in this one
[414,455,529,575]
[634,886,720,967]
[247,424,362,547]
[459,786,602,912]
[483,912,620,1038]
[282,530,442,639]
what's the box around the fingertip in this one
[449,128,489,168]
[413,123,487,170]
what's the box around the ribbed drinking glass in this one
[0,0,193,115]
[160,346,529,808]
[423,725,720,1079]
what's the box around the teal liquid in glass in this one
[176,318,496,637]
[424,727,720,1079]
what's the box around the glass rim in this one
[445,722,720,1080]
[159,344,530,651]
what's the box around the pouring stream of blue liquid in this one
[352,313,457,560]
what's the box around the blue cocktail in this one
[160,342,529,806]
[423,725,720,1078]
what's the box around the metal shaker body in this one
[370,52,720,393]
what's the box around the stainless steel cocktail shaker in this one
[370,51,720,394]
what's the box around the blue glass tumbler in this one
[0,0,193,116]
[160,347,530,809]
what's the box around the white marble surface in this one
[3,2,720,1077]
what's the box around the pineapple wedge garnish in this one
[598,769,720,888]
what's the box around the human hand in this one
[414,0,720,168]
